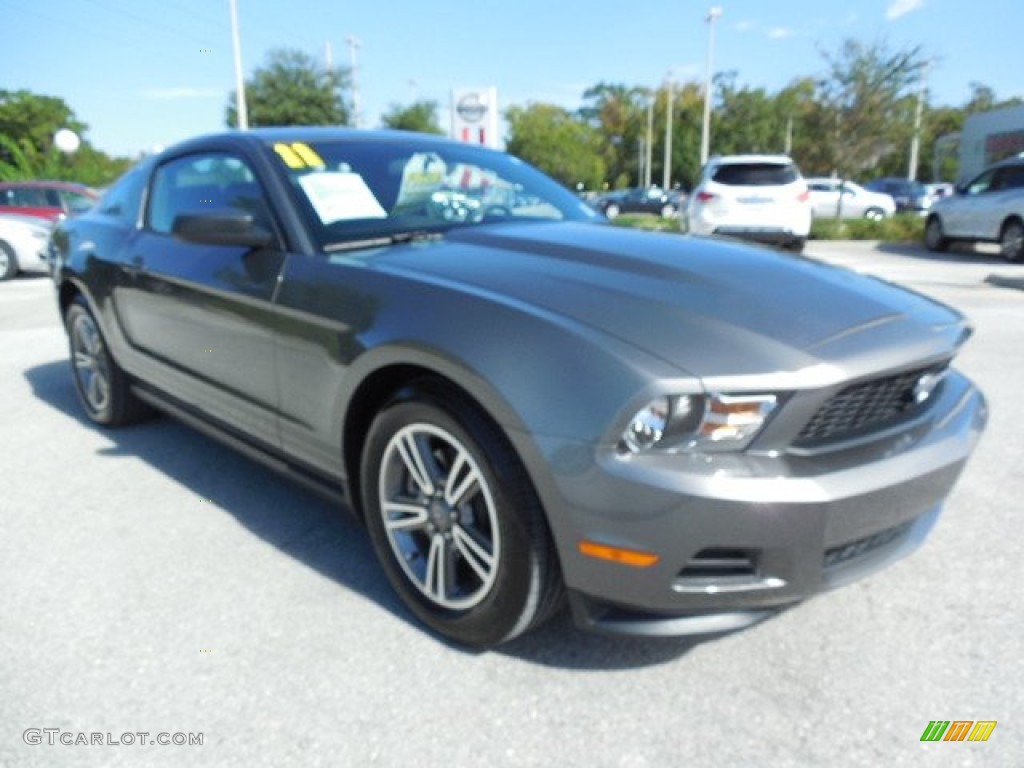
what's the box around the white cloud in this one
[142,87,221,101]
[766,27,794,39]
[886,0,925,20]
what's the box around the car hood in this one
[373,222,966,380]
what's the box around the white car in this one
[0,213,52,280]
[686,154,812,251]
[924,155,1024,262]
[806,178,896,221]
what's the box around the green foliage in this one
[610,214,680,233]
[808,39,927,178]
[0,90,87,154]
[505,103,607,189]
[226,48,350,128]
[0,91,132,187]
[380,100,444,134]
[810,213,924,242]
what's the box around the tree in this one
[812,39,928,178]
[380,100,444,134]
[505,103,606,190]
[0,90,131,186]
[226,49,350,128]
[579,83,650,188]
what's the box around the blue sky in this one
[2,0,1021,157]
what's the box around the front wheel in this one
[360,387,562,647]
[924,216,949,252]
[863,208,885,221]
[1000,219,1023,262]
[603,203,620,219]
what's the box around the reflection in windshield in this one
[270,138,599,248]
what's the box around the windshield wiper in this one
[325,230,444,253]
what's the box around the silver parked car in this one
[52,128,987,647]
[0,213,53,280]
[924,154,1024,261]
[806,178,896,220]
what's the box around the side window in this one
[147,152,269,235]
[98,166,146,223]
[1003,166,1024,190]
[10,187,49,207]
[966,171,995,196]
[66,191,96,215]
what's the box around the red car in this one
[0,180,98,221]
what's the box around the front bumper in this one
[528,370,986,637]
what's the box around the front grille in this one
[794,362,948,446]
[824,520,914,569]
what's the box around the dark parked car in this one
[0,180,98,221]
[52,128,986,647]
[594,186,681,219]
[864,177,931,215]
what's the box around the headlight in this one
[618,393,778,455]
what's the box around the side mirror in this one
[172,208,273,248]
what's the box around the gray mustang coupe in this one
[52,128,986,647]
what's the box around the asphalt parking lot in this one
[2,241,1021,767]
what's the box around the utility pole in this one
[700,6,723,166]
[347,35,362,128]
[228,0,247,129]
[663,76,674,189]
[908,63,929,180]
[645,95,654,188]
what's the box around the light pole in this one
[663,75,674,190]
[229,0,248,129]
[645,93,654,188]
[347,35,362,128]
[700,6,723,167]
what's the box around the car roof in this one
[708,154,795,166]
[161,127,488,158]
[0,180,96,193]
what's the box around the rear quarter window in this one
[712,163,799,186]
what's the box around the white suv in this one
[924,155,1024,262]
[686,154,812,251]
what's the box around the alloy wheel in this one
[378,423,500,610]
[70,312,112,415]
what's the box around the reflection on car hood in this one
[374,222,966,379]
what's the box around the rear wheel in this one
[0,241,17,280]
[1000,219,1023,262]
[863,207,885,221]
[660,204,676,218]
[603,203,620,219]
[65,296,152,426]
[360,385,562,647]
[924,216,949,252]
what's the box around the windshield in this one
[268,137,600,249]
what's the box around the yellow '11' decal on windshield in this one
[273,142,324,169]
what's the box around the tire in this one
[660,204,676,218]
[999,219,1024,263]
[604,203,620,219]
[65,296,152,426]
[924,216,949,252]
[360,385,563,647]
[863,208,885,222]
[788,237,806,253]
[0,241,17,281]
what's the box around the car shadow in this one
[25,359,701,669]
[875,240,1009,266]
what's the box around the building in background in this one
[957,104,1024,183]
[450,87,499,149]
